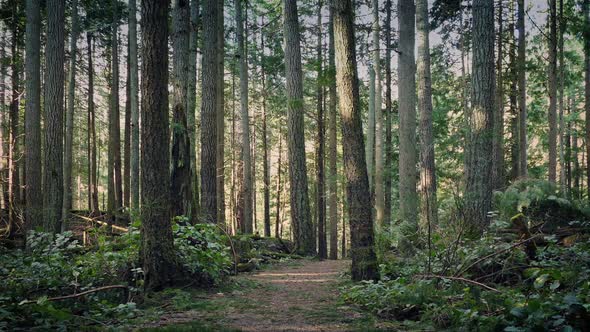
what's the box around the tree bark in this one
[24,0,43,233]
[585,0,590,198]
[43,0,65,233]
[63,0,79,229]
[283,0,315,255]
[332,0,378,280]
[398,0,418,237]
[465,0,496,231]
[549,0,558,183]
[236,0,253,234]
[216,2,225,227]
[261,16,271,237]
[327,5,339,259]
[188,0,199,216]
[383,0,393,232]
[416,0,438,231]
[517,0,527,177]
[372,0,385,231]
[129,0,140,210]
[200,0,219,223]
[316,0,327,259]
[492,0,505,190]
[141,0,178,291]
[171,0,194,220]
[87,33,99,216]
[558,0,566,192]
[124,51,131,209]
[9,0,21,236]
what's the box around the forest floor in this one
[141,259,400,331]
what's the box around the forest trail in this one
[151,259,392,331]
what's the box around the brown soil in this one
[147,259,396,331]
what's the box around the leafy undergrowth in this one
[344,180,590,332]
[0,220,233,331]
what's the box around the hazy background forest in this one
[1,0,590,330]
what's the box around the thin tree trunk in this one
[517,0,527,177]
[8,1,21,236]
[63,0,79,229]
[373,0,385,231]
[200,0,219,223]
[492,0,505,190]
[275,131,283,239]
[398,0,418,237]
[558,0,566,192]
[416,0,438,231]
[509,19,519,181]
[383,0,393,232]
[566,95,572,198]
[141,0,178,291]
[332,0,378,280]
[261,16,271,238]
[188,0,199,216]
[585,0,590,198]
[171,0,194,220]
[327,5,339,259]
[0,28,7,213]
[87,33,99,216]
[216,3,226,227]
[367,67,375,192]
[236,0,253,234]
[43,0,65,233]
[549,0,558,183]
[124,54,131,209]
[129,0,140,210]
[25,0,43,233]
[465,0,496,231]
[316,0,327,259]
[283,0,315,255]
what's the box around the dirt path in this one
[149,259,394,331]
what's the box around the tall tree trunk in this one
[124,56,131,209]
[63,0,79,229]
[327,5,339,259]
[549,0,558,183]
[129,0,140,210]
[261,17,271,237]
[283,0,315,255]
[236,0,253,234]
[108,0,123,218]
[332,0,378,280]
[383,0,393,232]
[43,0,65,233]
[316,0,327,259]
[275,131,283,239]
[398,0,418,237]
[585,0,590,198]
[492,0,505,189]
[558,0,566,192]
[216,3,226,227]
[416,0,438,231]
[188,0,199,216]
[465,0,496,231]
[87,33,99,215]
[373,0,385,230]
[367,66,375,192]
[24,0,43,233]
[509,19,519,181]
[517,0,527,177]
[8,0,21,236]
[200,0,219,223]
[0,28,7,213]
[141,0,178,291]
[566,95,572,198]
[171,0,194,220]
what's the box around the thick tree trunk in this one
[549,0,558,183]
[63,0,79,229]
[200,0,219,223]
[416,0,438,231]
[43,0,65,233]
[129,0,140,210]
[332,0,378,280]
[24,0,43,233]
[465,0,496,231]
[517,0,527,177]
[236,0,253,234]
[171,0,194,220]
[141,0,178,291]
[283,0,315,255]
[87,33,99,216]
[398,0,418,237]
[327,5,338,259]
